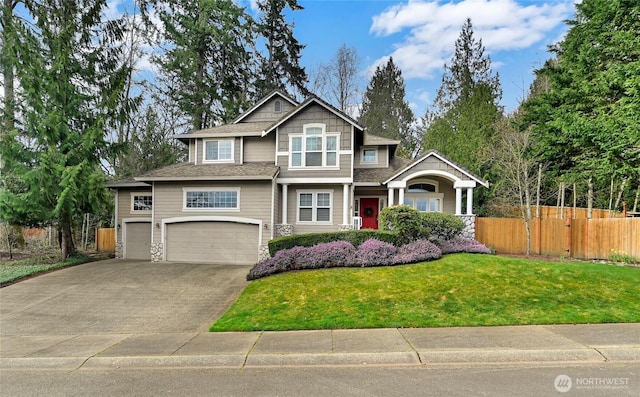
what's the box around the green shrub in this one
[422,212,464,241]
[378,205,429,244]
[268,229,398,256]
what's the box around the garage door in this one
[125,222,151,260]
[165,222,259,265]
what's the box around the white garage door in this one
[125,222,151,260]
[165,222,259,265]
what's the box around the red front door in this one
[360,198,379,229]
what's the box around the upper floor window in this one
[274,100,282,113]
[290,124,339,168]
[131,193,152,212]
[361,147,378,164]
[204,139,233,162]
[184,188,239,210]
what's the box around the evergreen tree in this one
[0,0,131,259]
[359,57,416,157]
[422,18,502,175]
[524,0,640,210]
[152,0,255,129]
[255,0,308,99]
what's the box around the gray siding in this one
[275,104,353,179]
[354,145,389,168]
[242,97,295,123]
[115,187,152,243]
[243,135,275,163]
[393,156,467,182]
[195,137,241,165]
[286,184,345,234]
[152,181,273,245]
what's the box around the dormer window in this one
[289,124,339,168]
[361,147,378,164]
[274,100,282,113]
[203,139,233,163]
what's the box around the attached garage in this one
[124,221,151,260]
[165,221,259,265]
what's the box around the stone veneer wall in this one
[115,242,123,259]
[258,245,270,261]
[275,224,293,237]
[150,243,163,262]
[457,215,476,239]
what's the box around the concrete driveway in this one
[0,259,251,336]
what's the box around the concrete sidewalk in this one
[2,323,638,370]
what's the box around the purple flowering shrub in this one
[439,237,492,255]
[393,239,442,264]
[356,239,397,267]
[298,240,357,269]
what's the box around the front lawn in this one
[211,254,640,331]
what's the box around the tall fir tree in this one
[524,0,640,209]
[359,57,416,157]
[422,18,502,175]
[255,0,308,99]
[152,0,255,129]
[0,0,131,259]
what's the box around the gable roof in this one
[383,150,489,187]
[134,162,280,182]
[174,121,273,142]
[363,132,400,146]
[261,95,364,136]
[233,90,299,124]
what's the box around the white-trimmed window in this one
[203,139,233,162]
[290,124,339,168]
[403,180,442,212]
[184,188,239,210]
[297,191,332,223]
[274,100,282,113]
[361,147,378,164]
[131,193,152,212]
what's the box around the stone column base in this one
[150,243,163,262]
[258,245,271,261]
[115,242,123,259]
[338,224,353,231]
[457,215,476,239]
[275,224,293,237]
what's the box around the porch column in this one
[281,184,288,224]
[388,188,394,206]
[398,188,405,206]
[455,188,462,215]
[343,184,350,225]
[466,188,474,215]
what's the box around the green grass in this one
[211,254,640,331]
[0,253,93,286]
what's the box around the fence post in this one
[566,218,572,258]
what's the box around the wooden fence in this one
[476,217,640,260]
[503,205,624,219]
[96,228,115,253]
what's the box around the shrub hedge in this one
[378,205,430,244]
[422,212,464,241]
[268,229,398,256]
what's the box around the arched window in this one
[408,183,436,193]
[274,100,282,113]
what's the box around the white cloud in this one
[369,0,573,79]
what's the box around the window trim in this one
[274,99,282,113]
[289,124,340,169]
[202,139,234,163]
[182,187,240,211]
[360,147,378,164]
[130,192,153,213]
[403,193,444,213]
[296,190,333,224]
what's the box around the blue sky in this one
[278,0,577,114]
[101,0,577,115]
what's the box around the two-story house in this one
[108,91,488,264]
